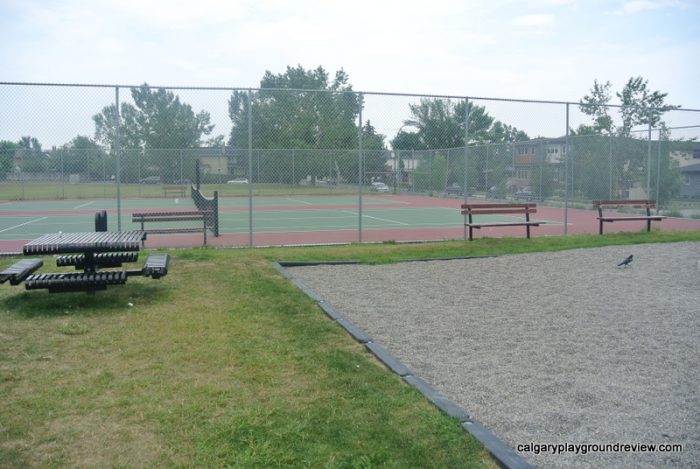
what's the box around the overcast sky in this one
[1,0,698,146]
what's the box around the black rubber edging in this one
[275,259,536,469]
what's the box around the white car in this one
[371,182,390,192]
[227,177,249,184]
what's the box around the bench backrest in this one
[592,199,655,209]
[132,211,209,220]
[461,203,537,215]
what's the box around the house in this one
[680,162,700,198]
[511,138,566,190]
[670,141,700,168]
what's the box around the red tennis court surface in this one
[1,194,699,252]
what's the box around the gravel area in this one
[290,242,700,469]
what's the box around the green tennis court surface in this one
[0,195,547,240]
[0,196,548,240]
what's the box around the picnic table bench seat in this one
[0,259,44,285]
[56,252,139,269]
[24,271,128,293]
[141,254,170,279]
[10,254,170,292]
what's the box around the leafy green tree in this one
[361,120,388,183]
[17,136,46,173]
[93,84,214,149]
[576,77,681,201]
[228,65,361,150]
[413,154,448,193]
[393,99,527,151]
[390,130,426,150]
[52,136,108,179]
[93,102,143,150]
[0,140,17,176]
[616,77,680,137]
[579,80,614,134]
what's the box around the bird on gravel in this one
[617,254,633,267]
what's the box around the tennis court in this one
[2,192,700,252]
[0,193,560,250]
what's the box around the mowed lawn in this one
[1,230,699,467]
[0,249,495,468]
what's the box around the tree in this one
[228,65,362,150]
[579,79,614,134]
[16,136,46,173]
[361,120,388,183]
[93,83,214,149]
[575,77,682,202]
[390,130,426,151]
[93,102,143,150]
[0,140,16,176]
[617,77,679,137]
[393,99,528,151]
[52,136,108,179]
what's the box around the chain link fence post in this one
[115,86,122,232]
[358,92,364,243]
[564,103,570,235]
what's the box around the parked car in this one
[371,181,390,193]
[446,183,462,196]
[227,177,249,184]
[139,176,162,184]
[514,187,534,200]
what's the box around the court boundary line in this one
[0,216,49,234]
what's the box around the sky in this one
[1,0,699,147]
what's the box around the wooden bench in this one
[163,185,187,197]
[592,199,665,234]
[132,210,213,245]
[461,203,540,241]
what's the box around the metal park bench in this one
[461,203,540,241]
[592,199,665,234]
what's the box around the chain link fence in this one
[2,82,699,246]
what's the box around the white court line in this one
[285,198,314,205]
[73,201,95,209]
[341,210,408,225]
[0,216,48,233]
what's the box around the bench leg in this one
[526,225,531,239]
[599,220,604,235]
[646,219,652,232]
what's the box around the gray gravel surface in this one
[290,242,700,469]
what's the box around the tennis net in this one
[190,185,219,237]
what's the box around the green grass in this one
[1,231,698,467]
[260,230,700,264]
[0,250,495,468]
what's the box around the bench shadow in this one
[1,282,171,319]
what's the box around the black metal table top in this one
[23,231,146,255]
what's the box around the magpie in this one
[617,254,633,267]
